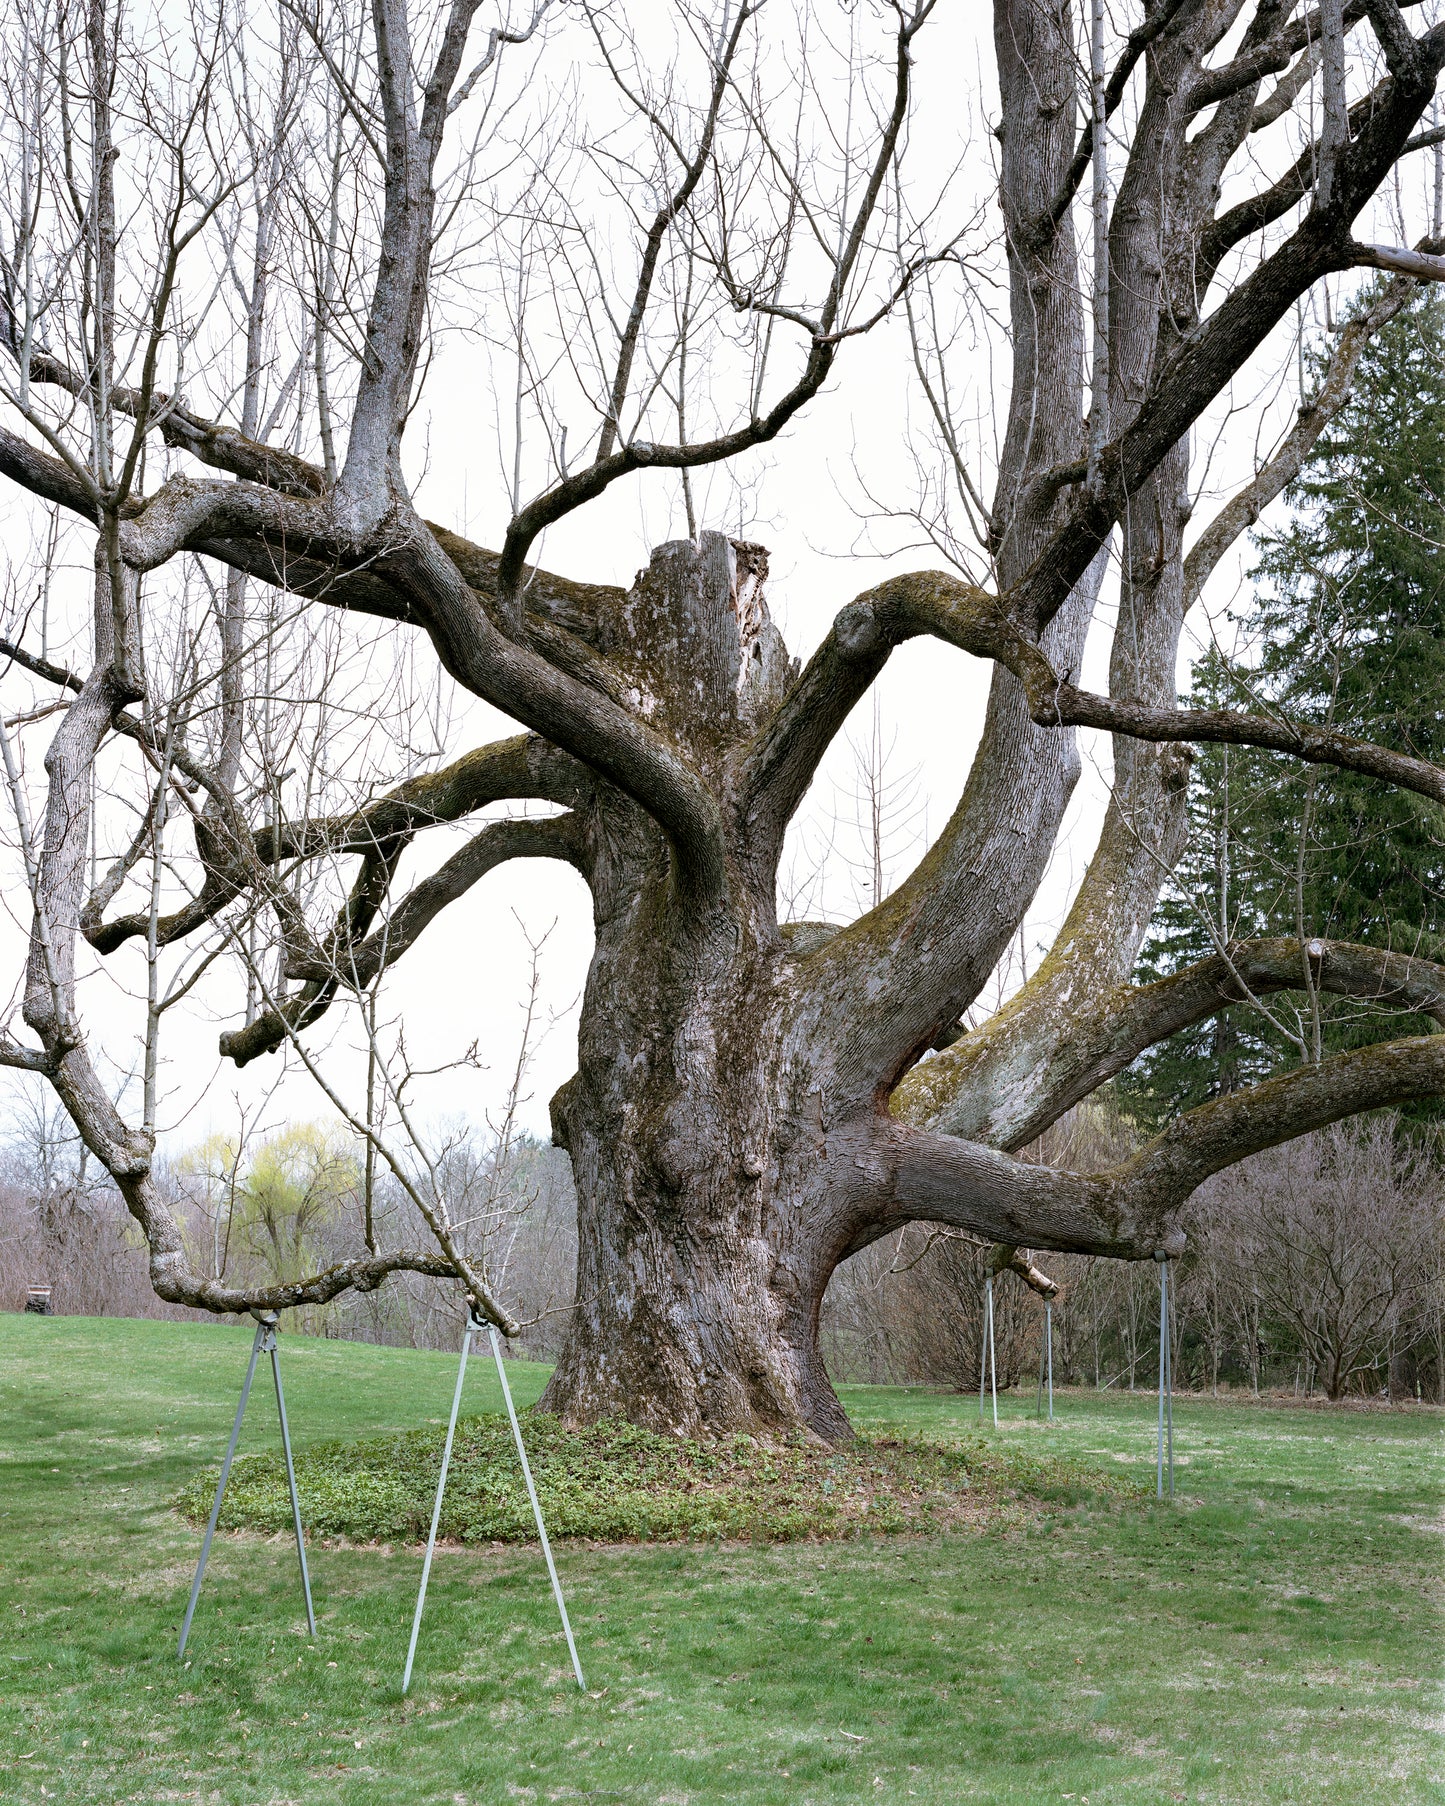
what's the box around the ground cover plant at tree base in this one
[174,1413,1125,1545]
[6,1,1445,1448]
[3,1316,1441,1804]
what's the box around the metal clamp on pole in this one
[178,1311,315,1659]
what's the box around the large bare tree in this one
[2,0,1444,1441]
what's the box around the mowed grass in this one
[0,1315,1439,1805]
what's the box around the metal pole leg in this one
[178,1321,266,1659]
[1036,1318,1046,1419]
[1046,1301,1054,1422]
[1156,1253,1167,1501]
[489,1325,585,1691]
[402,1318,474,1694]
[1164,1264,1175,1499]
[268,1323,317,1639]
[987,1277,998,1428]
[982,1285,997,1423]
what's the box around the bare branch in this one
[899,938,1445,1151]
[1182,274,1417,611]
[221,813,583,1066]
[1018,677,1445,809]
[592,0,757,463]
[496,0,935,596]
[287,813,585,991]
[1011,18,1445,639]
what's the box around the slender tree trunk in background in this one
[1211,1300,1220,1396]
[1435,1306,1444,1404]
[1127,1275,1140,1390]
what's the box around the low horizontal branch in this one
[147,1246,464,1315]
[867,1027,1445,1262]
[1119,1030,1445,1212]
[222,813,583,1066]
[266,736,588,861]
[0,1031,52,1073]
[0,330,328,497]
[898,936,1445,1152]
[85,734,589,958]
[1348,237,1445,279]
[284,813,585,990]
[831,565,1444,807]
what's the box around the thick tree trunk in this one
[543,1062,851,1443]
[533,534,856,1442]
[529,528,1193,1445]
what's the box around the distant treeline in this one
[2,1095,1440,1403]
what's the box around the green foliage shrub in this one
[174,1413,1128,1545]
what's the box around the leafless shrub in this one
[1187,1120,1444,1401]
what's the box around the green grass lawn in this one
[1,1314,1440,1804]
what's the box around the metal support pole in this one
[178,1313,315,1657]
[489,1325,585,1690]
[1165,1268,1174,1496]
[402,1316,475,1694]
[178,1320,265,1659]
[1046,1301,1054,1421]
[979,1280,988,1423]
[981,1277,998,1427]
[1156,1254,1174,1500]
[270,1329,317,1640]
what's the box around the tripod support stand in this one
[402,1306,584,1694]
[178,1312,316,1659]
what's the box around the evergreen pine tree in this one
[1126,288,1445,1128]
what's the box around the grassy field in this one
[0,1314,1440,1804]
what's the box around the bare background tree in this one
[2,0,1444,1440]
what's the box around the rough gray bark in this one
[3,0,1445,1440]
